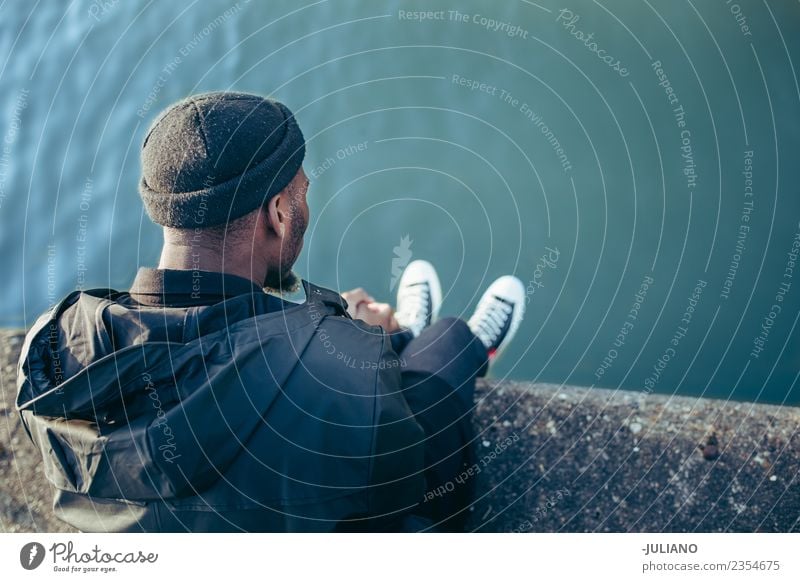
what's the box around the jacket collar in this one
[129,267,264,303]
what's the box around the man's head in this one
[138,91,308,291]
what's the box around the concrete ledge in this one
[1,331,74,532]
[468,380,799,532]
[2,330,798,532]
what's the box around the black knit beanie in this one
[139,91,305,228]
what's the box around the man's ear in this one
[265,194,286,239]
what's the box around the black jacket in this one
[16,272,426,532]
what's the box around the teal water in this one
[1,0,798,404]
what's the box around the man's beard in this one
[262,215,306,294]
[263,268,300,294]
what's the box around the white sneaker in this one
[468,276,526,361]
[395,260,442,337]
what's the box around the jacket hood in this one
[16,283,329,501]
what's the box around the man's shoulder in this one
[305,314,394,372]
[299,280,388,357]
[303,281,349,315]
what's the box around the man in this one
[16,92,525,532]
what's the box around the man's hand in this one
[341,288,374,316]
[341,288,400,332]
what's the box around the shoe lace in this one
[397,284,430,327]
[472,297,512,348]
